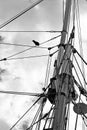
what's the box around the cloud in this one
[0,119,10,130]
[0,68,7,81]
[20,120,29,130]
[80,14,87,41]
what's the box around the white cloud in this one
[80,14,87,41]
[0,119,10,130]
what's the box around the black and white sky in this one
[0,0,87,130]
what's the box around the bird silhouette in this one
[32,40,40,46]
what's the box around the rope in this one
[74,48,87,66]
[44,50,52,87]
[81,115,87,127]
[0,90,43,97]
[0,42,48,49]
[0,35,61,60]
[75,0,86,89]
[0,49,59,61]
[0,30,61,33]
[63,0,65,21]
[65,104,70,130]
[73,58,82,130]
[35,98,46,130]
[27,105,54,130]
[9,97,42,130]
[29,104,42,130]
[26,113,48,130]
[3,54,49,61]
[40,35,61,45]
[74,114,78,130]
[48,105,54,128]
[0,0,45,29]
[73,54,87,84]
[5,47,35,59]
[73,64,84,88]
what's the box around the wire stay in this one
[26,105,54,130]
[0,49,58,61]
[73,54,87,84]
[0,42,48,49]
[0,35,60,61]
[10,97,42,130]
[0,0,45,29]
[0,54,49,61]
[0,34,61,48]
[0,90,43,97]
[0,30,61,33]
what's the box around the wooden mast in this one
[52,0,73,130]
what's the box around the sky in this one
[0,0,87,130]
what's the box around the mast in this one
[52,0,73,130]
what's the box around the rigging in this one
[0,34,61,60]
[0,0,45,29]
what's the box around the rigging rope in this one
[81,115,87,127]
[75,0,86,89]
[73,64,84,88]
[0,49,59,61]
[26,114,48,130]
[0,35,61,60]
[0,90,42,97]
[0,54,49,61]
[35,98,46,130]
[0,42,48,49]
[44,105,54,129]
[75,49,87,66]
[29,103,42,130]
[73,61,83,130]
[27,105,54,130]
[74,114,78,130]
[44,50,52,88]
[65,104,70,130]
[63,0,65,21]
[73,54,87,84]
[48,105,55,128]
[0,30,61,33]
[10,97,42,130]
[0,0,45,29]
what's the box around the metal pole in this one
[52,0,72,130]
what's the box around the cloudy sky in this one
[0,0,87,130]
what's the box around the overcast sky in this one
[0,0,87,130]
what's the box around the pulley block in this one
[73,103,87,115]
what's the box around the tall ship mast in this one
[0,0,87,130]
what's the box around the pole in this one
[52,0,72,130]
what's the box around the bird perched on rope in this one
[32,40,40,46]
